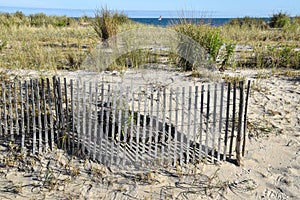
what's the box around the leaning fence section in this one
[0,77,251,168]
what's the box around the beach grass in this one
[0,10,299,72]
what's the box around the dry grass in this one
[0,24,97,70]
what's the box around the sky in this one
[0,0,299,18]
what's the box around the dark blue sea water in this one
[131,18,232,27]
[0,6,269,27]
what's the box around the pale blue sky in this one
[0,0,299,17]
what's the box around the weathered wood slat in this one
[242,80,251,157]
[223,82,231,161]
[205,84,210,163]
[229,82,237,159]
[236,81,244,166]
[20,81,25,152]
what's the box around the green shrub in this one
[292,16,300,26]
[29,13,48,27]
[228,17,268,29]
[269,12,291,28]
[14,11,26,20]
[0,40,7,52]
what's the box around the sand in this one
[0,67,299,199]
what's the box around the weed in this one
[223,75,245,83]
[0,40,7,52]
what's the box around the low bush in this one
[228,17,268,30]
[269,12,291,28]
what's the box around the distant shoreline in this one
[0,6,274,27]
[0,6,277,19]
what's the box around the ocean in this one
[0,6,268,27]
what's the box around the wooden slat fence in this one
[0,77,251,168]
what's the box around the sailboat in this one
[158,15,162,21]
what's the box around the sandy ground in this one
[0,67,299,199]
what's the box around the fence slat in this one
[148,87,154,158]
[87,82,93,157]
[242,80,251,157]
[173,87,179,167]
[8,84,13,141]
[31,80,36,155]
[104,85,111,165]
[229,82,237,159]
[193,86,198,163]
[93,82,98,161]
[20,81,25,152]
[180,87,185,165]
[41,79,48,152]
[82,82,87,154]
[160,88,166,165]
[52,77,59,147]
[76,80,80,152]
[223,82,231,161]
[205,84,210,163]
[36,80,42,154]
[2,83,7,137]
[98,83,105,162]
[14,83,19,137]
[122,87,129,166]
[236,81,244,166]
[135,87,141,165]
[70,80,75,154]
[186,86,192,164]
[47,78,54,151]
[129,90,135,163]
[143,88,149,165]
[154,89,160,164]
[167,88,172,163]
[64,78,69,151]
[212,84,217,162]
[110,86,118,165]
[199,85,204,160]
[25,81,30,145]
[57,78,64,149]
[116,88,123,165]
[217,83,224,161]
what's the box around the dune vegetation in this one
[0,9,299,73]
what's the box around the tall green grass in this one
[173,22,235,71]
